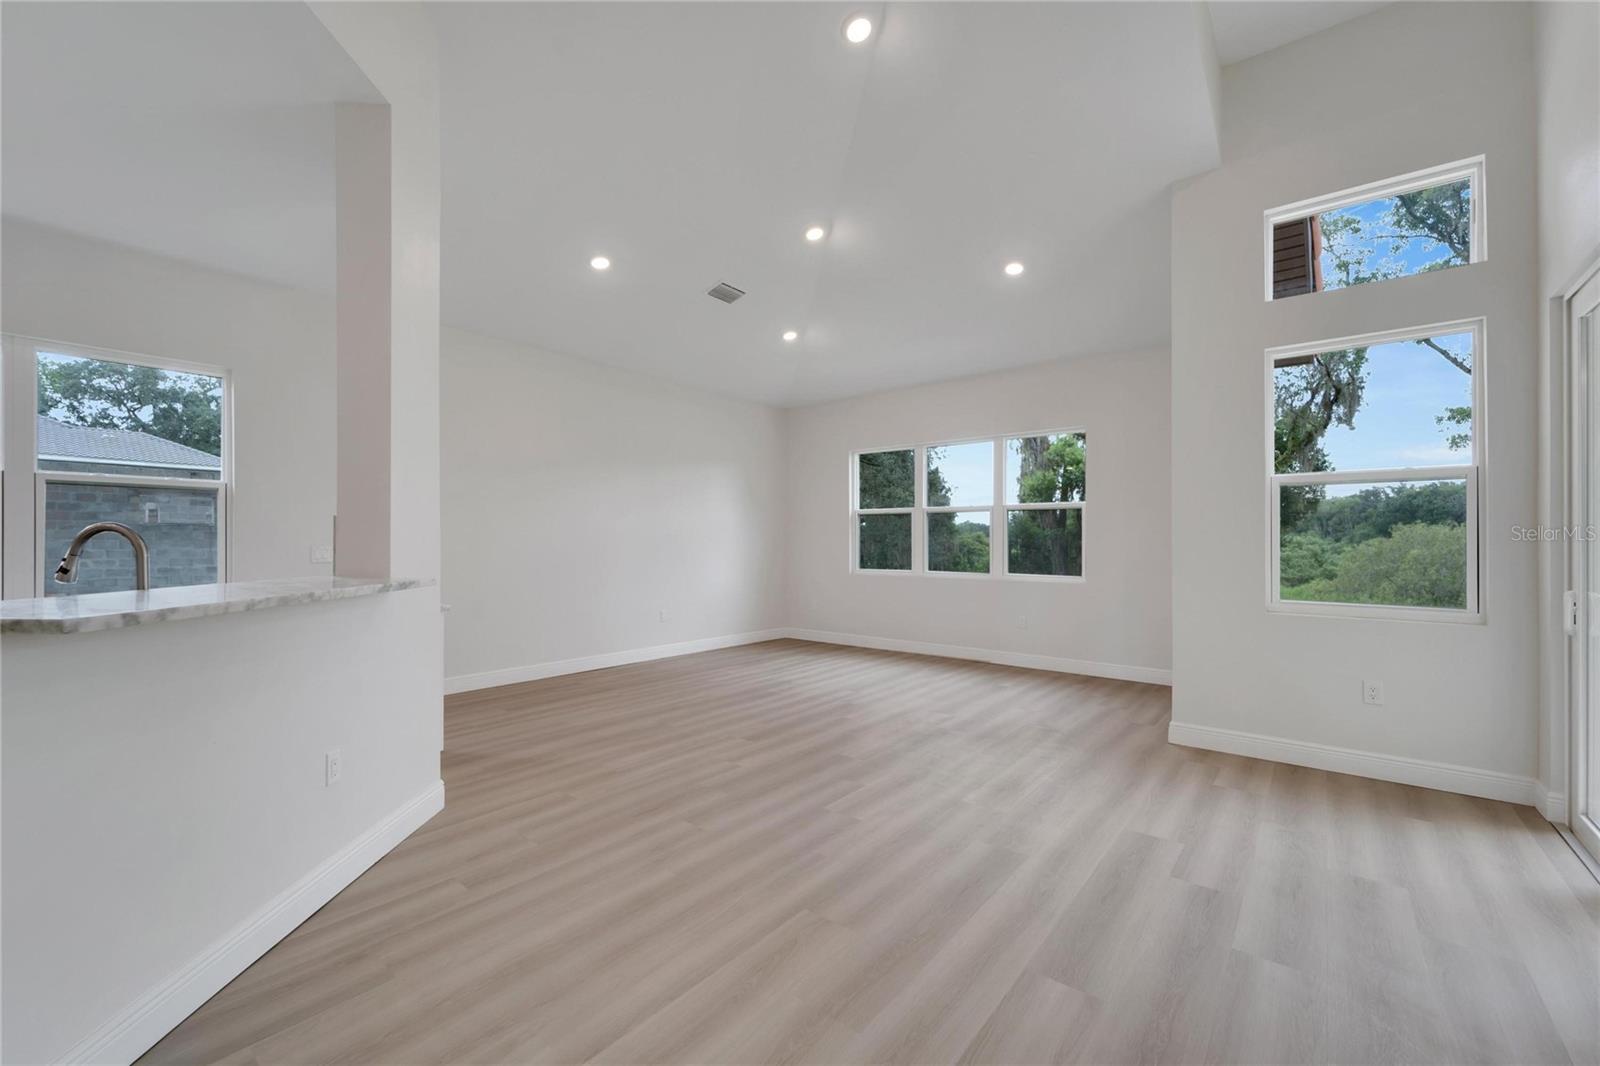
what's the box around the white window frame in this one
[849,430,1086,581]
[1264,318,1485,623]
[850,446,919,575]
[925,435,998,579]
[1000,429,1087,583]
[2,334,233,598]
[1262,155,1487,303]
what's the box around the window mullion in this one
[992,436,1004,576]
[913,446,927,573]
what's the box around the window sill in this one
[1267,599,1483,625]
[850,570,1085,583]
[0,576,432,635]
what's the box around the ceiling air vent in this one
[706,282,746,304]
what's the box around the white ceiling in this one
[1206,1,1389,66]
[433,2,1221,406]
[4,2,1388,409]
[1,1,379,292]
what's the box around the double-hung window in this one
[2,336,230,597]
[851,432,1086,578]
[927,440,993,574]
[1268,320,1481,619]
[855,449,915,571]
[1005,433,1085,577]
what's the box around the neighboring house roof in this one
[36,415,221,471]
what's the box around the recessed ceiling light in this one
[590,255,611,271]
[1004,261,1026,277]
[805,225,827,242]
[782,330,799,342]
[844,15,873,43]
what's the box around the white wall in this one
[441,327,787,690]
[1,592,442,1064]
[1536,1,1600,296]
[1170,4,1540,795]
[1,4,446,1062]
[1,217,337,582]
[1534,0,1600,813]
[783,348,1173,682]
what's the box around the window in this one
[850,432,1085,579]
[927,440,992,574]
[856,449,913,570]
[1266,157,1484,300]
[1006,433,1085,577]
[3,336,229,597]
[1268,321,1481,618]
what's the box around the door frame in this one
[1563,254,1600,861]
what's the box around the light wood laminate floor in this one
[144,639,1599,1065]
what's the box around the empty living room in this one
[2,1,1598,1063]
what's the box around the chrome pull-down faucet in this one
[54,522,151,591]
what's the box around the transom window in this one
[852,432,1086,579]
[1268,320,1481,619]
[2,336,229,597]
[1266,157,1484,300]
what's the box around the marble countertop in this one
[0,576,429,635]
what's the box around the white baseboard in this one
[1538,788,1569,824]
[781,628,1173,686]
[1167,721,1540,807]
[58,781,446,1066]
[444,629,788,694]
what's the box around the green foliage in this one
[924,448,958,508]
[1278,531,1344,588]
[1273,348,1366,475]
[1322,522,1467,609]
[1015,434,1085,503]
[928,514,989,573]
[858,514,910,570]
[1279,482,1468,609]
[1292,481,1465,544]
[37,355,222,457]
[1008,508,1081,577]
[1437,405,1472,452]
[1319,179,1471,288]
[1286,184,1473,463]
[1006,435,1084,576]
[858,449,914,509]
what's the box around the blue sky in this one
[927,440,993,506]
[1317,181,1469,288]
[1282,331,1473,499]
[926,435,1085,507]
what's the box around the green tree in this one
[928,513,990,573]
[857,450,917,569]
[1325,521,1468,609]
[1278,531,1342,588]
[1310,183,1474,451]
[37,355,222,456]
[1320,180,1471,288]
[858,449,915,509]
[1008,434,1085,576]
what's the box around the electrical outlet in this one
[1017,615,1028,630]
[310,545,334,564]
[658,609,669,623]
[1361,680,1384,706]
[325,748,343,786]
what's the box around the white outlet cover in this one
[325,748,342,786]
[311,545,334,564]
[1362,681,1384,706]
